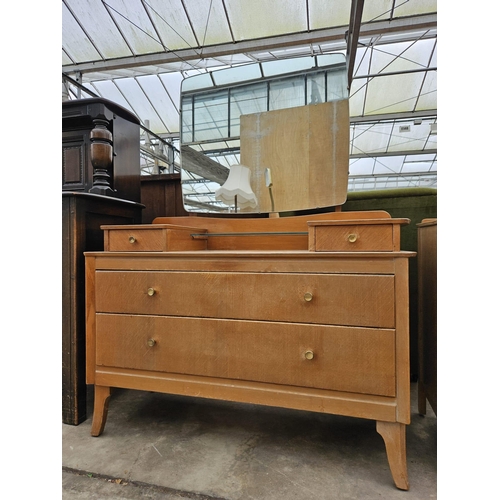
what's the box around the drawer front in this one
[107,228,166,251]
[96,314,396,397]
[105,228,207,252]
[95,271,395,328]
[313,224,394,251]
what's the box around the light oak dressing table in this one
[85,209,415,490]
[85,58,415,490]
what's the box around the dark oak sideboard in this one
[62,97,144,425]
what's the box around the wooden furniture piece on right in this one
[417,218,437,415]
[85,210,415,490]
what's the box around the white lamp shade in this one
[215,164,258,209]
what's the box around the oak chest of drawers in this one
[85,211,414,489]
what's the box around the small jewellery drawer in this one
[95,271,395,328]
[102,224,208,252]
[308,219,409,252]
[95,314,397,397]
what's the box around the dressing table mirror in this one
[178,54,350,214]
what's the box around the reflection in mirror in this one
[180,54,349,214]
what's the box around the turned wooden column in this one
[89,116,114,196]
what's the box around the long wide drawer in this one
[95,271,395,328]
[95,314,396,397]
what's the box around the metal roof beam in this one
[349,171,436,178]
[181,146,229,184]
[135,110,438,142]
[350,110,437,123]
[62,14,436,75]
[346,0,365,90]
[349,149,437,159]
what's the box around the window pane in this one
[230,83,268,137]
[262,57,315,77]
[307,73,326,104]
[327,68,349,101]
[182,72,213,92]
[193,90,229,141]
[269,76,305,110]
[213,63,262,86]
[181,95,193,143]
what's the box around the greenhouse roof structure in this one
[62,0,437,192]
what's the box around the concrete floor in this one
[62,383,436,499]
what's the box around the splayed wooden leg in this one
[91,386,111,437]
[376,421,409,490]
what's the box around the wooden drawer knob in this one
[304,292,313,302]
[347,233,358,243]
[147,339,156,347]
[304,350,314,360]
[129,236,136,244]
[147,287,156,296]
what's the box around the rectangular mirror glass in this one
[180,54,350,214]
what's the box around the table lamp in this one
[215,164,258,212]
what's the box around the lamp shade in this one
[215,164,258,210]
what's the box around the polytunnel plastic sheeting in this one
[62,0,438,191]
[364,73,425,115]
[63,0,133,61]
